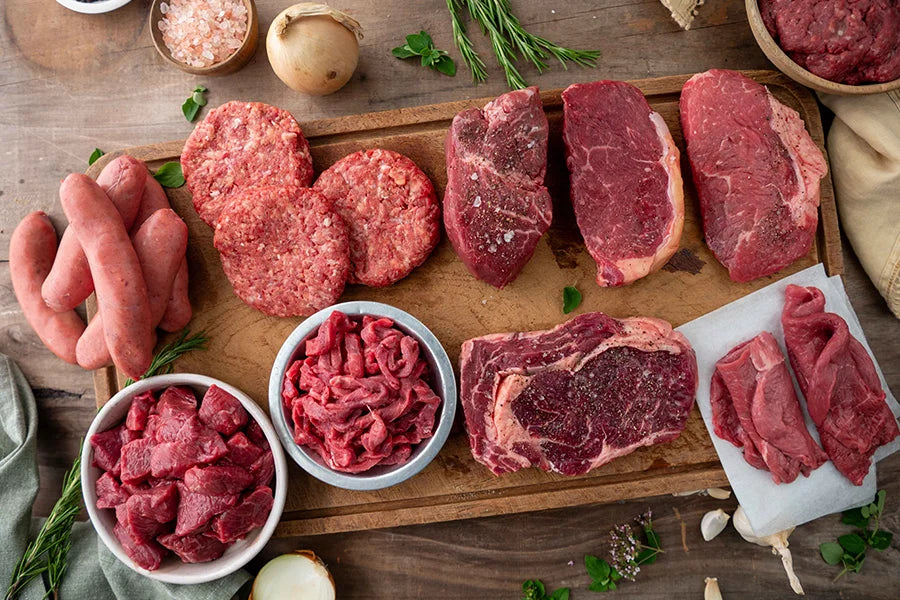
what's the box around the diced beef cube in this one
[122,481,150,496]
[157,532,227,564]
[198,385,249,436]
[155,415,229,462]
[144,414,162,440]
[95,471,129,509]
[207,486,274,544]
[126,482,179,525]
[119,438,155,484]
[114,522,168,571]
[150,442,201,479]
[248,449,275,488]
[90,425,139,474]
[225,432,265,467]
[154,412,194,443]
[175,482,239,536]
[126,391,156,431]
[183,465,253,496]
[245,419,267,446]
[157,386,197,419]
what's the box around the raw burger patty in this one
[213,186,349,317]
[181,101,314,226]
[313,149,440,286]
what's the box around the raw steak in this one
[782,284,899,485]
[711,331,827,484]
[562,81,684,286]
[680,69,827,282]
[443,87,552,288]
[460,313,697,475]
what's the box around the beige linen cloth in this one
[818,91,900,318]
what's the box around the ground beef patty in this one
[313,149,440,287]
[181,101,314,226]
[213,186,349,317]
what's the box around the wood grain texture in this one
[87,71,837,537]
[2,1,898,597]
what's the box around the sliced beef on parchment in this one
[562,80,684,287]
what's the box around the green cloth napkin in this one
[0,355,251,599]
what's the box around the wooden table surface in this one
[1,0,897,598]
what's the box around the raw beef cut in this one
[680,69,828,282]
[710,331,827,484]
[459,313,697,475]
[782,284,899,485]
[562,81,684,286]
[443,87,552,288]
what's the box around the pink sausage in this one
[9,212,86,364]
[134,174,192,332]
[77,209,188,369]
[42,155,147,312]
[60,174,153,379]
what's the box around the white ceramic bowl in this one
[56,0,133,14]
[269,301,458,491]
[82,373,288,584]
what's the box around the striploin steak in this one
[782,284,899,485]
[562,80,684,286]
[711,331,827,484]
[443,87,552,288]
[459,313,698,476]
[680,69,827,282]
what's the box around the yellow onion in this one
[250,550,336,600]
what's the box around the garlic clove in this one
[704,577,723,600]
[701,509,731,541]
[732,506,804,595]
[706,487,732,500]
[672,488,704,496]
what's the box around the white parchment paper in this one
[676,264,900,536]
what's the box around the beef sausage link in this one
[76,209,188,369]
[60,173,153,378]
[9,212,86,364]
[134,174,192,332]
[42,155,147,312]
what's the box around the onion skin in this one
[250,550,336,600]
[266,4,362,96]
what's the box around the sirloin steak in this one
[562,81,684,287]
[443,87,552,288]
[680,69,827,282]
[460,313,698,476]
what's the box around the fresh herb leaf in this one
[563,286,582,314]
[584,554,609,581]
[838,533,867,555]
[548,588,570,600]
[153,161,185,188]
[182,85,208,122]
[635,548,657,565]
[88,148,104,166]
[588,581,608,592]
[522,579,545,600]
[841,507,870,528]
[393,30,457,77]
[123,329,209,387]
[820,542,845,565]
[192,91,208,107]
[869,530,892,550]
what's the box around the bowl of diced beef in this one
[269,301,457,491]
[82,373,288,584]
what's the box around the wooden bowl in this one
[150,0,259,76]
[746,0,900,95]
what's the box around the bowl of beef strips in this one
[82,374,287,584]
[269,301,457,491]
[747,0,900,94]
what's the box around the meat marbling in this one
[680,69,827,282]
[460,313,698,476]
[443,87,552,288]
[562,80,684,286]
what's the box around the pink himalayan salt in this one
[158,0,248,68]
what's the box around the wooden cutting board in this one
[88,70,841,537]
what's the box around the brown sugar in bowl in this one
[150,0,259,76]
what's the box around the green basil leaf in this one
[392,45,417,59]
[584,555,609,582]
[182,97,200,122]
[406,31,432,54]
[192,90,208,106]
[194,85,207,93]
[421,53,437,67]
[635,548,657,565]
[153,161,185,188]
[549,588,570,600]
[563,286,582,314]
[838,533,867,555]
[845,554,865,572]
[610,568,623,581]
[588,581,610,592]
[88,148,104,166]
[607,581,617,591]
[522,579,545,599]
[869,530,893,550]
[646,529,662,549]
[876,489,886,514]
[433,55,457,76]
[819,542,844,565]
[841,508,870,529]
[861,505,870,518]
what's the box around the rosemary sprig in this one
[5,330,209,600]
[446,0,600,89]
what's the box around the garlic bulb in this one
[732,506,804,595]
[700,509,730,541]
[704,577,723,600]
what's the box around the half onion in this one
[250,550,336,600]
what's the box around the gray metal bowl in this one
[268,301,457,491]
